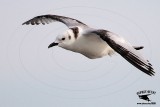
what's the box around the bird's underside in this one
[22,14,155,76]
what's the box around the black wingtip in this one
[22,22,25,25]
[22,21,29,25]
[144,65,155,76]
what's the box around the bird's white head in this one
[48,29,75,50]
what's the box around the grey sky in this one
[0,0,160,107]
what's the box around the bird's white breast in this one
[71,33,115,59]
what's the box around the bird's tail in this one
[133,46,144,50]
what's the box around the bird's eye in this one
[61,38,65,40]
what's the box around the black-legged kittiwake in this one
[22,14,155,76]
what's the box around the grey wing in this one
[91,30,155,76]
[22,14,88,28]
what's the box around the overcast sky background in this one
[0,0,160,107]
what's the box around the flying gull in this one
[22,14,155,76]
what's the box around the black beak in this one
[48,42,59,48]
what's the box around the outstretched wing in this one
[91,30,155,76]
[22,14,88,28]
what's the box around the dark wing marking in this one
[91,30,155,76]
[22,14,88,28]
